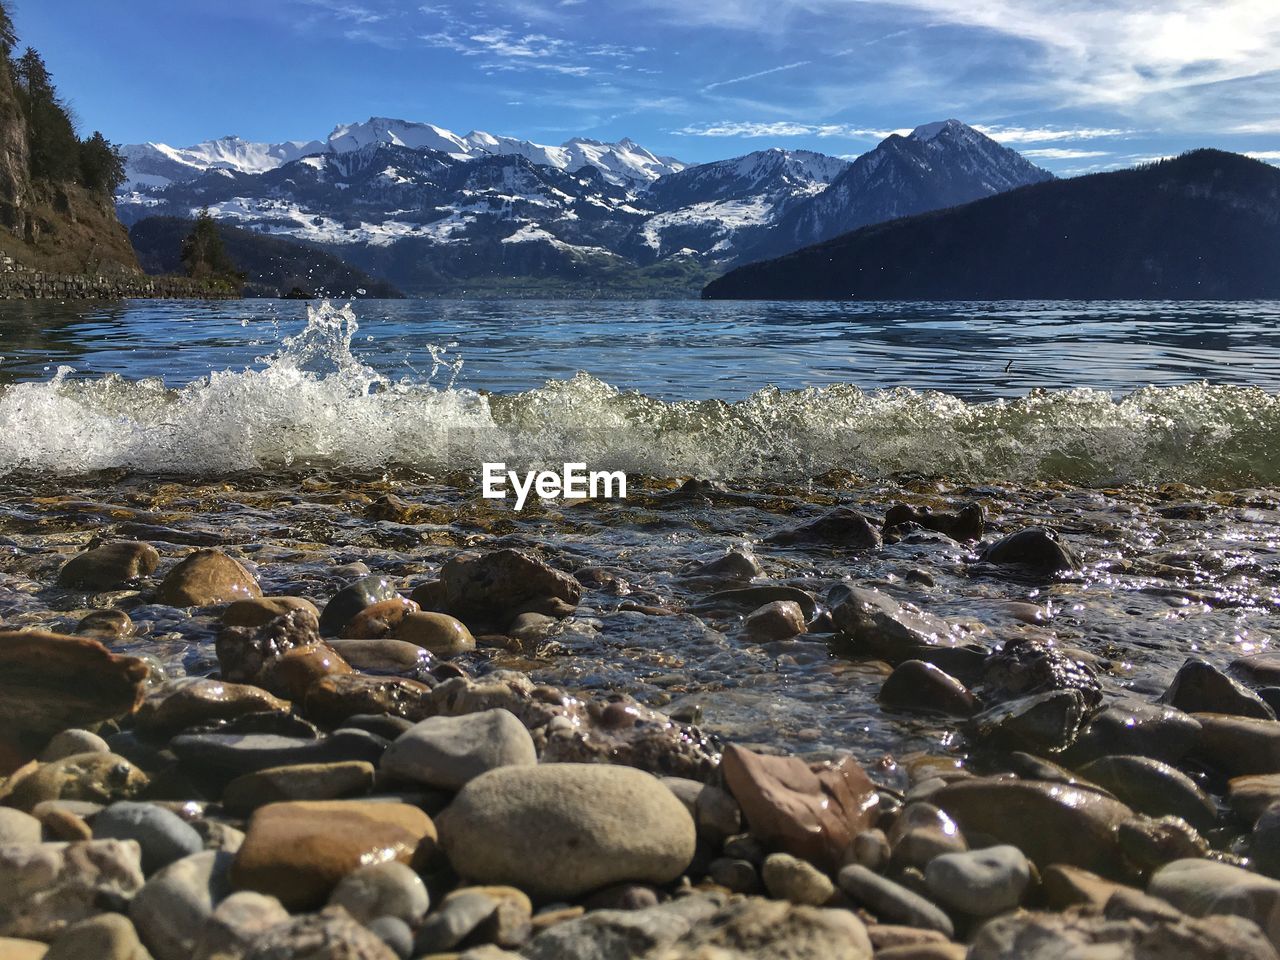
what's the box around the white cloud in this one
[1246,150,1280,161]
[673,120,907,138]
[1020,147,1111,159]
[703,61,811,92]
[973,125,1130,144]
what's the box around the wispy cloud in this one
[298,0,385,24]
[703,61,811,92]
[973,125,1131,144]
[1247,150,1280,162]
[673,120,907,138]
[1021,147,1111,159]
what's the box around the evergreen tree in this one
[181,208,242,285]
[0,2,16,57]
[13,47,79,182]
[78,131,125,195]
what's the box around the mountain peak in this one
[909,119,967,141]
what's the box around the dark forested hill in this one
[704,150,1280,301]
[129,217,402,298]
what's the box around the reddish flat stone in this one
[722,744,880,871]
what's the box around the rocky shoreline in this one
[3,475,1280,959]
[0,254,238,301]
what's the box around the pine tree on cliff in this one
[0,3,16,56]
[181,208,242,286]
[78,131,125,196]
[12,47,79,183]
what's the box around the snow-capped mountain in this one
[742,119,1053,262]
[119,118,1052,295]
[123,117,684,191]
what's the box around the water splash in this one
[2,301,1279,486]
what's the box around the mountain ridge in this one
[703,149,1280,301]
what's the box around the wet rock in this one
[852,829,891,871]
[0,839,144,940]
[44,913,152,960]
[2,753,149,812]
[708,857,762,894]
[1078,755,1217,831]
[221,597,319,628]
[340,597,419,639]
[134,678,290,737]
[221,761,375,815]
[326,638,431,674]
[761,852,834,905]
[969,689,1092,753]
[232,800,436,910]
[437,763,695,899]
[1149,859,1280,948]
[686,548,763,582]
[74,609,134,639]
[767,506,883,549]
[1041,864,1136,910]
[744,600,808,641]
[190,891,289,960]
[155,551,260,607]
[215,608,324,685]
[318,576,401,636]
[827,585,963,663]
[58,541,160,591]
[1192,713,1280,776]
[258,642,353,701]
[130,851,233,960]
[393,611,475,656]
[693,585,818,620]
[327,861,429,926]
[982,637,1102,707]
[39,730,109,763]
[241,908,397,960]
[301,674,435,727]
[931,778,1133,874]
[837,864,954,936]
[968,904,1278,960]
[925,844,1030,917]
[168,729,387,780]
[0,809,42,845]
[439,549,582,627]
[978,527,1080,573]
[1160,657,1276,720]
[722,744,880,872]
[888,802,967,871]
[0,631,148,740]
[380,708,536,790]
[884,502,985,542]
[93,802,204,875]
[1117,815,1207,873]
[1251,803,1280,878]
[878,660,978,717]
[1230,773,1280,823]
[1065,699,1202,765]
[1232,655,1280,688]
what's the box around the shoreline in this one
[0,254,239,301]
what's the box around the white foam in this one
[2,302,1278,486]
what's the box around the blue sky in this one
[16,0,1280,174]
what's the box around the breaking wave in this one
[2,301,1278,487]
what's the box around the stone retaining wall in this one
[0,254,238,300]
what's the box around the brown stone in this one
[259,643,353,701]
[744,601,808,642]
[222,761,376,815]
[302,673,435,727]
[722,744,880,872]
[931,779,1133,875]
[394,611,476,656]
[155,550,261,607]
[1041,864,1138,910]
[73,609,134,640]
[0,753,149,812]
[231,800,438,910]
[1229,773,1280,823]
[222,597,320,628]
[326,638,432,673]
[341,597,420,639]
[876,945,967,960]
[0,632,147,739]
[1192,713,1280,776]
[134,678,291,736]
[0,938,47,960]
[439,549,582,627]
[57,541,160,591]
[217,608,322,685]
[866,925,950,950]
